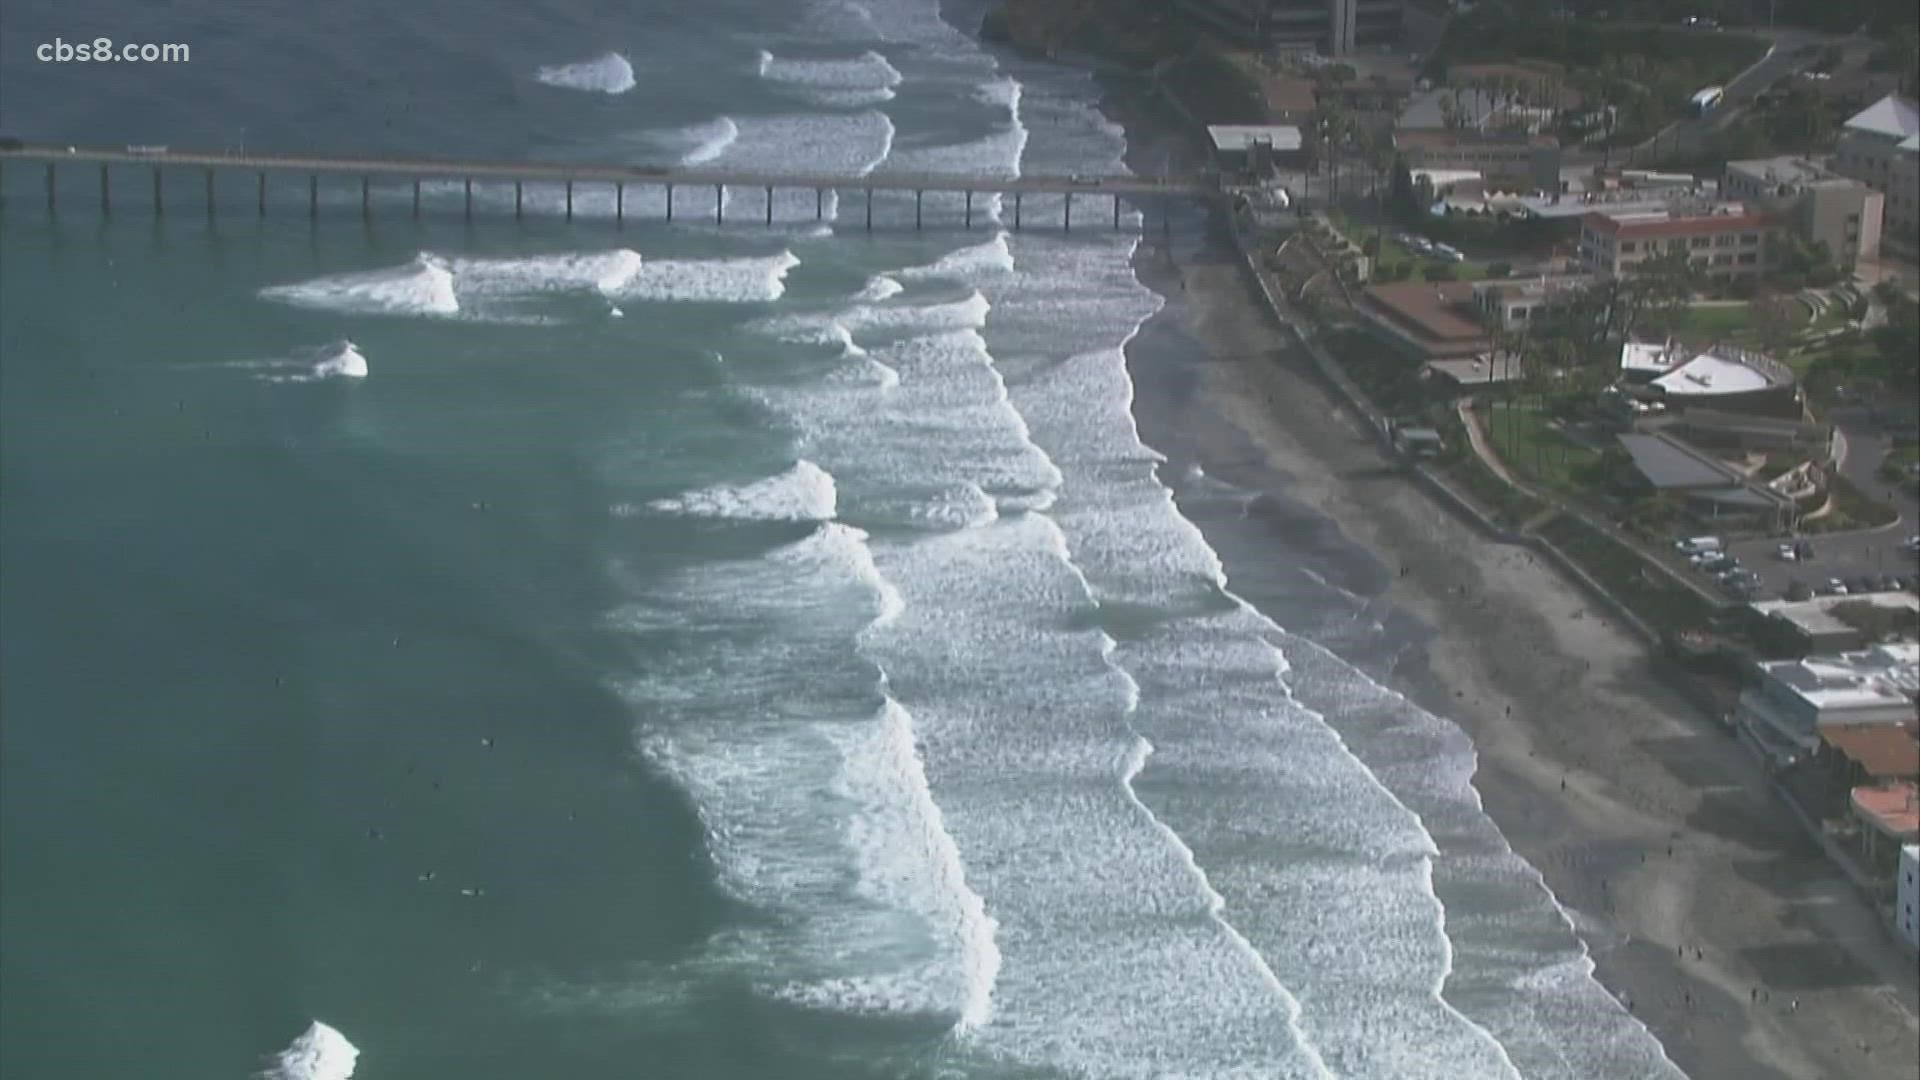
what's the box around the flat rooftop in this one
[1758,641,1920,714]
[1208,125,1303,153]
[1752,591,1920,641]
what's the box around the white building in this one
[1899,844,1919,951]
[1832,94,1920,263]
[1740,642,1920,762]
[1724,156,1884,268]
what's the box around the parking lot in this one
[1711,531,1920,601]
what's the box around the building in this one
[1173,0,1403,53]
[1750,591,1920,655]
[1577,207,1774,280]
[1900,844,1919,951]
[1614,431,1799,528]
[1738,641,1920,763]
[1724,157,1884,268]
[1469,275,1590,332]
[1614,340,1801,418]
[1394,130,1561,192]
[1831,94,1920,263]
[1208,124,1305,175]
[1356,280,1492,359]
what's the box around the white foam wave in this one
[450,249,644,297]
[610,251,799,303]
[910,483,999,530]
[535,51,636,94]
[756,48,902,107]
[899,234,1014,281]
[775,522,903,625]
[255,1021,358,1080]
[855,274,903,302]
[310,340,368,379]
[644,459,836,521]
[648,117,740,166]
[259,254,459,317]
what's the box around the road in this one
[1632,26,1838,162]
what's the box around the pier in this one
[0,142,1212,232]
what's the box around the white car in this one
[1820,578,1848,596]
[1775,543,1798,561]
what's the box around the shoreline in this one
[1094,80,1920,1080]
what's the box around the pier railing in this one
[0,142,1215,231]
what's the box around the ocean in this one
[0,1,1685,1077]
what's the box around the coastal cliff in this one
[981,0,1267,122]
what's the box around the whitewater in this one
[217,0,1689,1075]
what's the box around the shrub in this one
[1424,262,1458,281]
[1487,261,1512,279]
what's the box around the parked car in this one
[1675,535,1723,555]
[1905,533,1920,555]
[1775,543,1799,561]
[1820,578,1848,595]
[1700,555,1738,573]
[1846,575,1878,594]
[1872,574,1901,592]
[1784,580,1814,601]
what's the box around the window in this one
[1619,240,1636,253]
[1737,252,1758,264]
[1511,307,1529,320]
[1691,236,1710,248]
[1740,232,1759,245]
[1713,254,1732,265]
[1715,234,1737,247]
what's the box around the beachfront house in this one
[1738,641,1920,769]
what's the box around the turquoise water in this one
[2,2,1691,1078]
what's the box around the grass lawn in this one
[1673,304,1753,342]
[1485,401,1602,492]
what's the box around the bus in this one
[1689,86,1724,116]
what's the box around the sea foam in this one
[259,254,458,317]
[535,51,636,94]
[756,49,902,108]
[642,459,837,521]
[255,1021,358,1080]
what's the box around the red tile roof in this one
[1581,210,1771,239]
[1360,281,1489,353]
[1852,782,1920,840]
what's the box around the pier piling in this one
[464,178,472,220]
[361,176,370,218]
[566,180,574,221]
[665,183,674,221]
[1063,191,1071,233]
[615,181,624,226]
[714,183,723,225]
[514,180,522,218]
[815,187,823,221]
[1112,193,1120,229]
[1013,191,1021,231]
[964,189,972,230]
[411,179,419,219]
[766,184,773,226]
[914,189,922,231]
[865,187,872,232]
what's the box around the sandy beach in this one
[1103,92,1920,1080]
